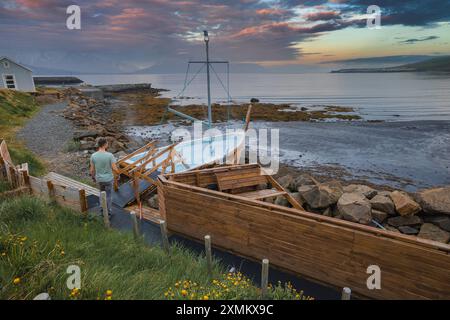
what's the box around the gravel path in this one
[17,101,73,157]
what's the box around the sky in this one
[1,0,450,73]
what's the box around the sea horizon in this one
[70,72,450,122]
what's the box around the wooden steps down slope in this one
[44,172,100,197]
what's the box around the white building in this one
[0,57,36,92]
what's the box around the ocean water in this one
[77,72,450,121]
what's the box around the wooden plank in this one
[216,170,267,191]
[44,172,100,196]
[238,189,286,200]
[79,189,88,212]
[127,205,162,224]
[0,140,12,165]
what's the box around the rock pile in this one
[62,89,130,154]
[274,173,450,244]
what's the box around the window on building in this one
[2,61,10,69]
[3,75,16,89]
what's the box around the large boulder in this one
[414,187,450,216]
[275,195,290,207]
[418,223,450,243]
[398,226,419,235]
[383,225,400,233]
[343,184,377,199]
[370,194,395,215]
[293,174,317,188]
[79,140,96,151]
[337,193,372,225]
[289,192,305,207]
[423,215,450,232]
[277,175,295,191]
[147,194,159,209]
[73,129,100,140]
[389,191,421,216]
[371,210,388,224]
[107,138,125,153]
[387,215,422,228]
[298,181,343,210]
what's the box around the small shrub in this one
[0,196,48,225]
[0,181,12,193]
[65,140,81,153]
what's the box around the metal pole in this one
[261,259,269,299]
[227,62,230,122]
[341,287,351,300]
[204,235,213,276]
[205,36,212,128]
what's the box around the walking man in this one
[90,137,119,217]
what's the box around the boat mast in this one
[204,30,212,128]
[166,31,230,126]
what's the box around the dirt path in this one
[17,101,73,156]
[17,101,91,178]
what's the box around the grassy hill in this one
[402,56,450,72]
[0,89,45,176]
[332,56,450,73]
[0,195,311,300]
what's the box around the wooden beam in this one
[267,175,304,210]
[79,189,88,212]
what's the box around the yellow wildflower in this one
[13,277,21,285]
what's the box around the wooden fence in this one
[158,165,450,300]
[0,140,88,212]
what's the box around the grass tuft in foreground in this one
[0,195,312,300]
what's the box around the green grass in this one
[0,90,38,127]
[0,89,45,177]
[64,140,81,153]
[0,181,12,193]
[8,146,46,177]
[0,195,312,300]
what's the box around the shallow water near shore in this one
[78,72,450,121]
[125,120,450,191]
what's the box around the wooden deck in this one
[44,172,100,197]
[126,205,162,225]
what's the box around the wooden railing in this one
[0,140,88,212]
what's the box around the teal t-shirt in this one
[90,151,116,183]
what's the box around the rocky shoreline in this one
[270,174,450,243]
[33,85,450,244]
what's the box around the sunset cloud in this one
[0,0,449,72]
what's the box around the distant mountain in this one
[134,62,326,74]
[25,64,79,75]
[324,55,432,66]
[332,56,450,73]
[134,62,267,74]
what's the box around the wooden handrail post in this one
[130,211,141,241]
[100,191,110,228]
[79,189,88,213]
[159,220,170,254]
[46,180,54,200]
[261,258,269,299]
[204,235,212,277]
[341,287,351,300]
[9,167,16,188]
